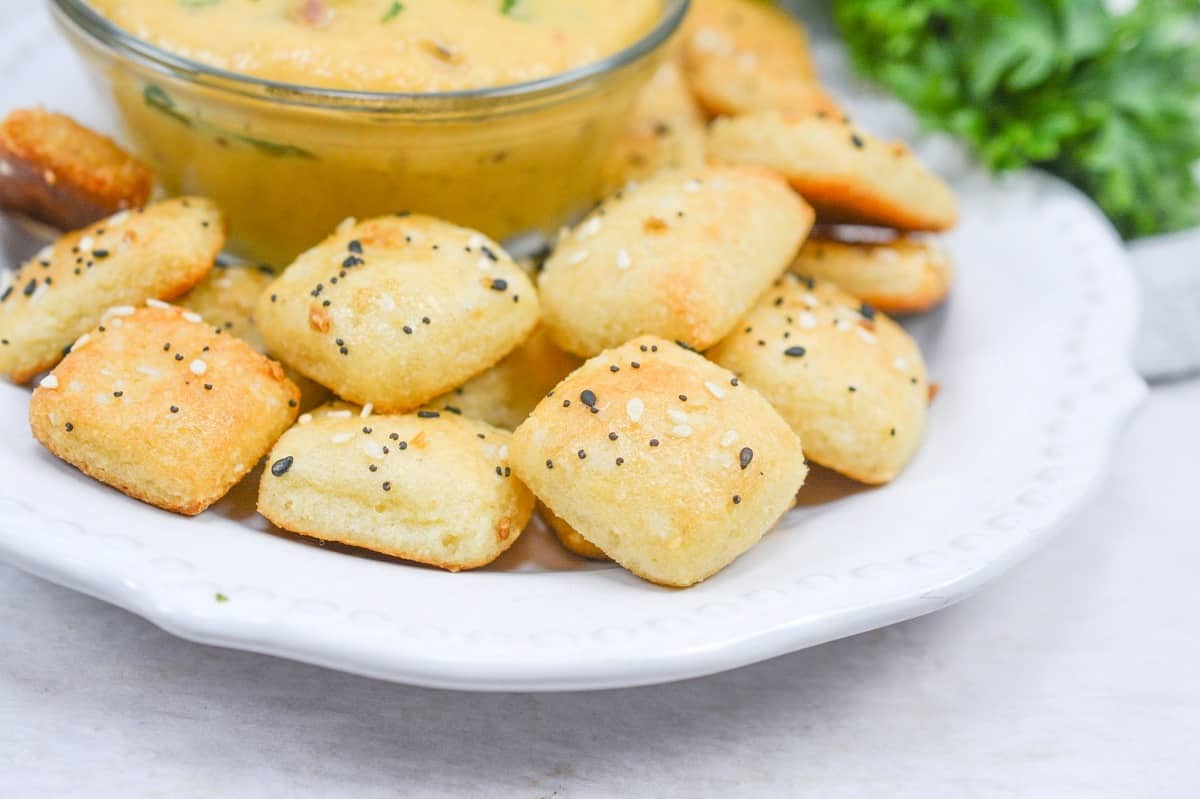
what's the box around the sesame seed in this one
[894,356,909,371]
[672,425,693,437]
[417,410,440,418]
[626,397,644,422]
[490,278,508,291]
[39,375,58,389]
[616,249,631,270]
[361,403,374,418]
[798,312,817,329]
[331,433,352,444]
[720,430,739,447]
[189,360,207,375]
[704,381,726,399]
[581,389,597,407]
[327,410,353,418]
[856,328,877,344]
[146,298,171,310]
[72,333,90,351]
[107,305,135,317]
[785,346,807,358]
[739,447,754,470]
[270,456,294,476]
[667,409,688,424]
[182,311,203,323]
[568,250,589,265]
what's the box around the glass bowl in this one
[50,0,690,266]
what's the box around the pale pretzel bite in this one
[510,336,807,588]
[790,233,954,314]
[255,214,540,413]
[29,304,300,515]
[0,197,224,383]
[602,59,708,189]
[708,274,929,485]
[708,111,958,232]
[0,108,153,231]
[538,166,814,358]
[258,402,534,572]
[682,0,838,117]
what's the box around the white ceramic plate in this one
[0,11,1146,691]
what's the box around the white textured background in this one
[3,2,1200,796]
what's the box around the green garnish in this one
[179,0,222,8]
[143,84,317,160]
[215,592,229,603]
[381,1,404,23]
[500,0,519,15]
[834,0,1200,238]
[143,85,193,127]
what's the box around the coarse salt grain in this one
[331,433,353,444]
[182,311,203,323]
[361,403,374,418]
[894,356,909,371]
[189,360,207,375]
[802,293,818,308]
[78,236,94,252]
[672,425,693,438]
[146,298,171,310]
[39,375,58,389]
[616,249,631,270]
[798,312,818,329]
[667,408,689,424]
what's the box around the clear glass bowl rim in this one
[50,0,691,112]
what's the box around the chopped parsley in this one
[381,1,404,23]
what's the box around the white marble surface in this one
[2,380,1197,797]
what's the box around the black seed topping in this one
[382,482,392,491]
[577,449,587,459]
[288,399,297,408]
[589,407,599,414]
[849,386,857,392]
[270,294,277,303]
[398,441,408,450]
[481,245,499,262]
[444,405,462,415]
[369,465,378,472]
[675,340,697,353]
[739,447,754,470]
[890,427,897,437]
[616,457,624,466]
[270,456,294,477]
[774,296,784,307]
[417,410,440,418]
[546,459,554,469]
[608,432,618,440]
[733,495,742,505]
[678,394,687,402]
[610,365,620,373]
[490,278,508,292]
[340,346,349,355]
[163,343,171,351]
[851,134,865,148]
[23,279,36,296]
[343,255,364,268]
[322,300,331,307]
[174,353,184,361]
[347,240,363,254]
[640,345,649,352]
[562,399,571,407]
[496,466,503,476]
[581,389,597,407]
[630,361,640,369]
[363,426,373,434]
[421,316,431,324]
[92,249,109,259]
[389,433,399,440]
[204,384,213,391]
[403,325,413,334]
[731,378,739,386]
[169,405,179,413]
[860,302,876,320]
[0,286,11,301]
[784,346,807,358]
[113,391,123,397]
[649,438,660,447]
[65,422,74,432]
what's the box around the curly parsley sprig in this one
[833,0,1200,238]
